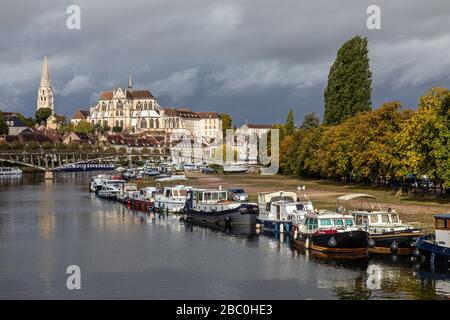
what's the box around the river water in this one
[0,173,449,299]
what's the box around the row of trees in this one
[279,88,450,189]
[276,35,449,190]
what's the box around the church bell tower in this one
[37,56,54,111]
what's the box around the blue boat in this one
[55,163,115,172]
[257,188,314,234]
[415,214,450,272]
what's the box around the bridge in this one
[0,151,169,177]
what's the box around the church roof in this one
[99,91,113,100]
[99,89,154,100]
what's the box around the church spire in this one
[128,73,133,89]
[40,56,51,87]
[37,56,54,111]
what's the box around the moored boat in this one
[0,167,23,176]
[257,188,314,233]
[55,163,115,172]
[97,179,126,200]
[292,211,369,256]
[184,187,258,226]
[129,187,157,211]
[223,164,248,174]
[337,194,422,255]
[155,185,192,213]
[415,214,450,271]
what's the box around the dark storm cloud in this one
[1,0,450,125]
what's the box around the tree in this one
[324,35,372,125]
[112,126,123,133]
[299,112,320,131]
[397,88,450,188]
[0,110,7,134]
[35,108,52,125]
[284,109,295,137]
[74,120,92,134]
[16,113,35,127]
[220,114,233,134]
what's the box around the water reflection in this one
[0,173,449,299]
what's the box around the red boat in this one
[128,187,157,212]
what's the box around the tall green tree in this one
[284,109,295,136]
[0,110,7,134]
[35,108,52,125]
[299,112,320,131]
[324,35,372,125]
[220,114,232,134]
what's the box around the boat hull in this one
[185,204,258,226]
[293,230,368,256]
[155,200,186,213]
[130,199,154,212]
[416,238,450,270]
[257,218,293,233]
[368,229,422,255]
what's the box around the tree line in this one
[278,35,450,192]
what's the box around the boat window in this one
[179,190,187,196]
[296,204,304,210]
[218,192,227,201]
[165,189,171,197]
[334,219,344,227]
[370,215,378,224]
[355,215,362,225]
[345,219,354,227]
[436,218,446,230]
[381,214,390,223]
[204,193,212,201]
[211,192,219,201]
[304,204,314,211]
[391,214,399,223]
[306,218,318,231]
[319,219,332,227]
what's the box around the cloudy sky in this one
[1,0,450,125]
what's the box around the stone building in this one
[89,75,163,133]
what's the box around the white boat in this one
[184,187,258,226]
[155,185,192,213]
[0,167,23,176]
[337,193,422,254]
[257,187,314,233]
[155,174,187,182]
[89,174,110,192]
[116,183,138,203]
[97,179,126,200]
[223,164,248,174]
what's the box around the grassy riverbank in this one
[135,172,450,231]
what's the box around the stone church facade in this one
[89,75,164,133]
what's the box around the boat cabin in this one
[162,185,190,199]
[192,189,229,204]
[435,214,450,248]
[258,191,298,213]
[302,211,356,233]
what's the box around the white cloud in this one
[150,68,199,102]
[61,75,93,96]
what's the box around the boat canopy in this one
[337,193,376,201]
[258,191,297,204]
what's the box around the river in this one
[0,173,449,299]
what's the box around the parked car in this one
[228,188,248,201]
[202,167,215,174]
